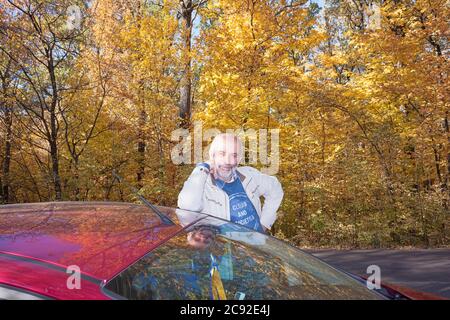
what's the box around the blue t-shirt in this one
[215,177,264,233]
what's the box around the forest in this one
[0,0,448,248]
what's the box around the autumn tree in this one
[0,0,88,200]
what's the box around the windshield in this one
[104,210,381,300]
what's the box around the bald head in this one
[208,133,243,181]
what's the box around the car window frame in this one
[0,283,53,300]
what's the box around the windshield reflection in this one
[104,209,382,300]
[186,225,219,250]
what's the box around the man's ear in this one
[206,158,215,174]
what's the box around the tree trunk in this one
[179,0,193,128]
[48,44,62,201]
[1,106,12,204]
[136,108,147,189]
[443,111,450,209]
[49,138,62,201]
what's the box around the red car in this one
[0,201,444,300]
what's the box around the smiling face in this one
[187,228,216,250]
[211,134,241,181]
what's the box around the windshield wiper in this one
[112,170,174,225]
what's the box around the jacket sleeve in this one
[253,168,284,230]
[177,166,209,212]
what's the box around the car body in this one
[0,201,444,300]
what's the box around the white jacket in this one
[177,165,284,229]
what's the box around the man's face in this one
[187,227,216,250]
[212,136,240,181]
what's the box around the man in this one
[186,225,219,250]
[178,133,284,233]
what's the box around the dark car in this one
[0,201,443,300]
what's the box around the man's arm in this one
[177,163,210,212]
[254,169,284,230]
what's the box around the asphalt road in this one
[306,249,450,299]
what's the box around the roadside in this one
[306,249,450,299]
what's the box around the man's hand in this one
[205,160,215,176]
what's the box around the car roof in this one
[0,201,184,281]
